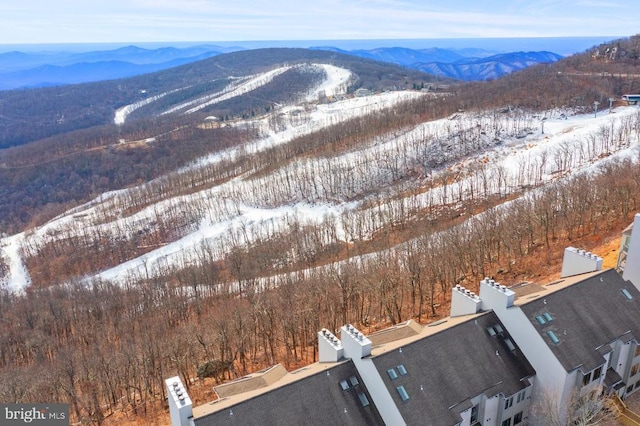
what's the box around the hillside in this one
[0,37,640,424]
[0,49,445,234]
[0,48,441,149]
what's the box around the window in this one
[349,376,359,387]
[495,324,504,333]
[502,418,512,426]
[514,411,523,425]
[543,312,553,322]
[470,405,479,423]
[357,392,370,407]
[547,330,560,344]
[583,371,592,386]
[504,338,516,352]
[396,385,410,401]
[622,288,634,300]
[516,390,525,403]
[397,364,408,376]
[487,326,497,336]
[627,384,634,394]
[504,396,513,410]
[635,345,640,358]
[535,315,546,325]
[592,367,602,381]
[339,379,350,390]
[387,368,398,380]
[631,364,639,377]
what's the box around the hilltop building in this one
[167,213,640,426]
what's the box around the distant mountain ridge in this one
[0,43,564,90]
[413,51,563,81]
[313,46,563,80]
[0,45,243,89]
[0,44,242,71]
[0,53,222,89]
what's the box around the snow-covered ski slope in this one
[3,79,640,292]
[113,63,352,124]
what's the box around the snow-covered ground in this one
[2,73,639,293]
[306,64,352,99]
[0,234,31,292]
[95,105,640,283]
[114,88,184,125]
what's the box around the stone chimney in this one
[560,247,603,278]
[166,376,192,426]
[450,284,481,317]
[318,328,344,362]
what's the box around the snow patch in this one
[114,88,184,125]
[0,233,31,294]
[306,64,352,100]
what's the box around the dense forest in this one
[1,36,640,425]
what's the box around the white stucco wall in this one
[482,394,501,426]
[451,285,481,317]
[623,214,640,288]
[499,385,533,426]
[166,376,193,426]
[625,342,640,396]
[458,405,472,426]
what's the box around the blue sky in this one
[0,0,637,45]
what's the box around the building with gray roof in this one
[166,213,640,426]
[371,311,534,425]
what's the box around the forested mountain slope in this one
[0,48,439,148]
[0,48,444,233]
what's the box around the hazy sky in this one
[0,0,637,45]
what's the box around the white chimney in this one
[560,247,603,278]
[479,278,515,311]
[340,324,372,359]
[623,214,640,288]
[166,376,192,426]
[318,328,344,362]
[450,284,481,317]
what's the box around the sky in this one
[0,0,637,46]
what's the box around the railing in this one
[609,394,640,426]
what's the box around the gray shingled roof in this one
[520,269,640,373]
[371,311,535,426]
[194,361,384,426]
